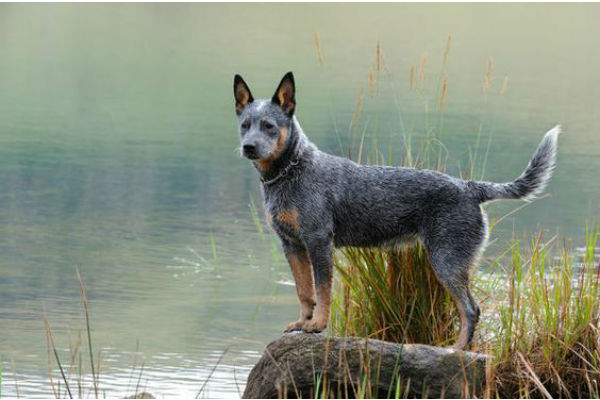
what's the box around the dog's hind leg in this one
[282,244,316,332]
[424,238,482,350]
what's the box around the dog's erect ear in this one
[234,74,254,115]
[271,72,295,115]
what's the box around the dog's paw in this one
[301,319,327,333]
[283,320,306,332]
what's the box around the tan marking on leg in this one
[303,277,332,333]
[283,251,315,333]
[288,252,315,317]
[276,207,299,231]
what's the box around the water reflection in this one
[1,3,599,397]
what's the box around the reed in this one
[318,37,600,398]
[376,41,382,73]
[419,53,427,89]
[331,227,599,398]
[442,35,452,66]
[483,57,494,95]
[313,31,324,68]
[350,80,365,129]
[76,268,98,398]
[486,230,600,398]
[439,74,448,110]
[332,244,455,346]
[368,69,375,100]
[499,76,509,96]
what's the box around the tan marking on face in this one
[276,206,299,231]
[288,251,315,320]
[273,127,287,158]
[255,159,270,172]
[254,127,288,172]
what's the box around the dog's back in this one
[302,152,471,248]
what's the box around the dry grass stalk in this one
[77,268,99,398]
[43,308,73,399]
[11,358,21,398]
[439,75,448,109]
[351,80,364,128]
[409,66,415,90]
[499,76,509,95]
[517,352,553,399]
[483,57,494,94]
[442,35,452,66]
[367,69,375,100]
[313,31,324,67]
[419,53,427,89]
[376,41,382,73]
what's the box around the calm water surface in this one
[1,3,599,397]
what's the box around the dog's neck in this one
[255,117,313,185]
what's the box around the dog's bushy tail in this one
[473,125,561,203]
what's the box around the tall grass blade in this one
[76,268,98,398]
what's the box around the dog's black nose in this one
[243,144,256,156]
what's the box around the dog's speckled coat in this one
[234,72,560,349]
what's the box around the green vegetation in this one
[332,244,455,346]
[40,270,230,399]
[331,227,599,398]
[10,34,597,400]
[488,230,599,398]
[309,38,600,398]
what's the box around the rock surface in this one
[243,333,488,399]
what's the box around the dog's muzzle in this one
[243,144,259,160]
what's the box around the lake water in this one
[1,3,599,397]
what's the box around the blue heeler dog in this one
[233,72,560,349]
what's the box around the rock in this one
[243,332,488,399]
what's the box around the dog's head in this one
[233,72,295,162]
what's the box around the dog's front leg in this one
[302,233,334,333]
[283,244,316,332]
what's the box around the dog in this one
[233,71,560,349]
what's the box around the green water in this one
[1,3,599,397]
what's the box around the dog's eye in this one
[262,121,274,130]
[241,120,251,130]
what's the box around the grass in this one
[332,244,456,346]
[486,230,600,398]
[41,272,110,399]
[311,36,600,398]
[330,227,600,398]
[35,270,231,399]
[4,34,595,400]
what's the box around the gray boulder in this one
[243,333,488,398]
